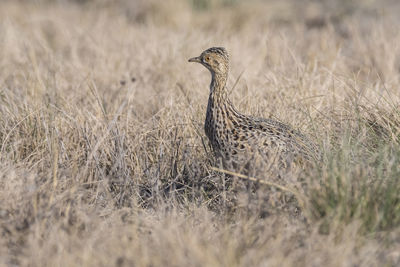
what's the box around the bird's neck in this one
[210,71,228,99]
[205,70,245,153]
[207,71,242,123]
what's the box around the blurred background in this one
[4,0,400,28]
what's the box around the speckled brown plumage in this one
[189,47,319,169]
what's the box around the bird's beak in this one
[188,56,201,63]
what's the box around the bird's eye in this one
[205,56,210,62]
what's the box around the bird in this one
[188,47,319,172]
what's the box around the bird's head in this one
[188,47,229,76]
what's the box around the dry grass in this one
[1,0,400,266]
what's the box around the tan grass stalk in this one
[211,166,307,210]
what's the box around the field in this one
[1,0,400,266]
